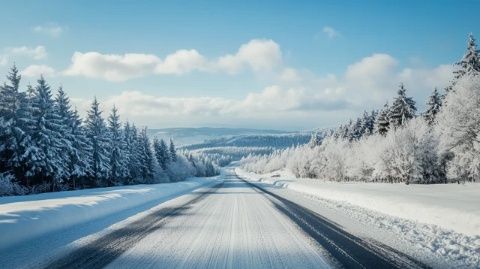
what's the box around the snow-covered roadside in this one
[236,168,480,268]
[236,168,480,236]
[0,176,221,251]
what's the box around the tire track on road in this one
[241,176,429,269]
[43,182,223,269]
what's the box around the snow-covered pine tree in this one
[54,87,76,183]
[341,119,353,140]
[153,138,169,170]
[138,127,154,182]
[423,88,442,125]
[388,83,416,129]
[67,108,90,188]
[85,98,110,186]
[446,34,480,93]
[127,123,144,182]
[332,124,344,139]
[308,131,322,147]
[107,106,125,186]
[454,34,480,81]
[437,75,480,182]
[0,65,36,186]
[169,139,177,162]
[29,76,65,190]
[374,103,390,135]
[350,118,363,141]
[123,122,133,181]
[362,110,377,136]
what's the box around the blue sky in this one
[0,0,477,130]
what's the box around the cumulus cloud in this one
[63,52,160,81]
[69,51,454,129]
[278,68,301,82]
[0,45,47,66]
[216,39,282,74]
[155,49,208,75]
[6,46,47,60]
[21,64,56,77]
[322,26,340,39]
[63,39,282,81]
[33,23,65,38]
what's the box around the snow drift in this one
[0,177,219,250]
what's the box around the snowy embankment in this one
[0,177,220,250]
[236,168,480,236]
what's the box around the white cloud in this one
[64,39,282,81]
[71,56,452,130]
[21,65,56,78]
[398,64,454,90]
[216,39,282,74]
[279,67,301,82]
[33,23,65,38]
[155,49,208,75]
[70,51,454,129]
[6,46,47,60]
[322,26,340,39]
[0,45,48,66]
[64,52,160,81]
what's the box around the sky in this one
[0,0,477,130]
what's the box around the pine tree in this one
[124,122,141,184]
[437,76,480,182]
[388,83,416,129]
[67,108,90,188]
[29,76,65,190]
[123,122,134,182]
[0,65,36,186]
[85,98,110,186]
[342,119,353,140]
[107,106,125,185]
[139,127,154,182]
[350,118,363,141]
[169,139,177,162]
[423,88,442,125]
[308,131,322,147]
[363,110,377,136]
[54,87,75,182]
[454,34,480,81]
[154,138,169,170]
[375,103,390,135]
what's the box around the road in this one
[44,170,427,269]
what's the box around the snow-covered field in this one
[236,168,480,268]
[0,176,220,251]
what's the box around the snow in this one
[236,168,480,268]
[105,178,331,269]
[236,168,480,236]
[0,176,220,251]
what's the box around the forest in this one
[0,70,218,195]
[241,34,480,184]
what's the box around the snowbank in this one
[0,177,220,250]
[236,168,480,236]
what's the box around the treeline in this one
[0,70,218,195]
[191,146,275,167]
[184,134,311,150]
[242,34,480,184]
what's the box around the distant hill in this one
[147,127,307,147]
[183,133,311,150]
[147,127,315,166]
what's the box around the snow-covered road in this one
[37,169,426,269]
[43,173,330,268]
